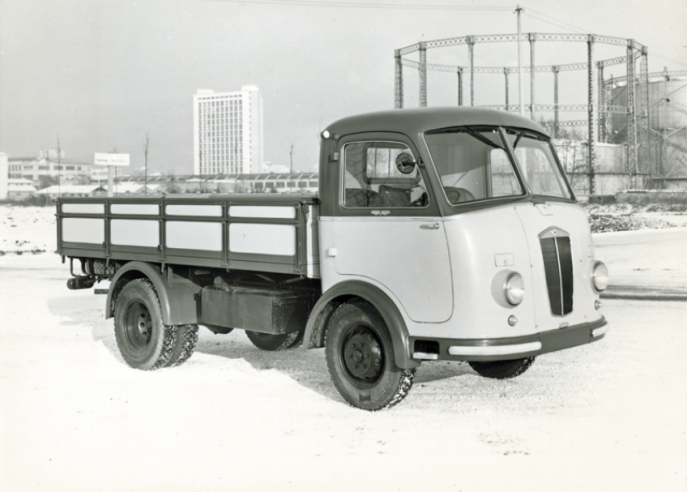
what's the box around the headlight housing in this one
[503,272,525,306]
[591,261,608,291]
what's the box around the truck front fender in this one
[106,262,201,326]
[303,280,420,369]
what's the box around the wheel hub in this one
[343,327,383,383]
[125,301,152,349]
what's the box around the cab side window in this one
[342,142,428,208]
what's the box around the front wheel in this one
[469,357,535,379]
[325,301,415,411]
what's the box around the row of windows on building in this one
[10,164,84,171]
[254,181,318,190]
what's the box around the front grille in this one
[540,228,573,316]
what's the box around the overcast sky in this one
[1,0,685,174]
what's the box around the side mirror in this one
[395,153,416,175]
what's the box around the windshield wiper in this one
[464,127,504,150]
[512,130,525,149]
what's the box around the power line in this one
[219,0,687,69]
[212,0,511,10]
[523,11,588,35]
[524,7,590,34]
[652,53,687,68]
[525,6,687,69]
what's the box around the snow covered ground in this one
[1,205,686,491]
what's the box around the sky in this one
[0,0,685,174]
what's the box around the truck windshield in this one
[424,126,571,204]
[504,129,572,200]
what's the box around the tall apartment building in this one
[193,85,264,175]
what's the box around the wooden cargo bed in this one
[56,194,320,277]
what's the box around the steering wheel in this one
[444,187,475,204]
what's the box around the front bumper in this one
[410,316,607,362]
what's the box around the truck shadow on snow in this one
[85,315,475,403]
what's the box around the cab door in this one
[324,134,453,323]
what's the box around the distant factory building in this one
[193,86,264,176]
[7,149,93,184]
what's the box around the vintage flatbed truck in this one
[57,107,609,410]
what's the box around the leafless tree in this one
[650,130,687,189]
[142,131,151,195]
[538,118,588,194]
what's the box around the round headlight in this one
[592,261,608,291]
[504,272,525,306]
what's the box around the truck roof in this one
[324,106,548,138]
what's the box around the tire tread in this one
[469,357,535,379]
[325,300,415,411]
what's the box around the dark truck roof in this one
[324,106,548,137]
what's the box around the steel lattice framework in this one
[394,32,651,194]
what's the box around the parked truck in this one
[57,107,609,410]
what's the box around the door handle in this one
[420,223,440,230]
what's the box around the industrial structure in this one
[394,33,687,193]
[606,68,687,189]
[193,86,264,176]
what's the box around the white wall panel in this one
[62,203,105,214]
[229,224,295,256]
[111,204,159,215]
[111,220,159,247]
[62,218,105,244]
[166,221,222,251]
[229,206,295,219]
[166,204,222,217]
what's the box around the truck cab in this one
[314,107,607,363]
[57,107,608,411]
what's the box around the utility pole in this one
[143,131,150,196]
[57,136,62,199]
[289,144,294,174]
[516,5,525,117]
[107,147,117,198]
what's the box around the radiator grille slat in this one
[558,237,574,314]
[540,233,574,316]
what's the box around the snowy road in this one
[1,254,686,492]
[594,228,687,298]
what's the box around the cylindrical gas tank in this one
[610,78,687,134]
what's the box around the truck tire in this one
[165,324,199,367]
[245,330,303,351]
[114,278,178,370]
[469,357,535,379]
[325,301,416,411]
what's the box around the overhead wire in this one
[523,6,686,69]
[525,7,590,34]
[216,0,686,69]
[522,11,588,34]
[652,54,687,68]
[212,0,511,10]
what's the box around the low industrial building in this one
[6,179,37,201]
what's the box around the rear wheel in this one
[325,301,415,411]
[245,330,303,351]
[165,324,199,367]
[114,279,177,370]
[469,357,535,379]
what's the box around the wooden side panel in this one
[56,195,320,277]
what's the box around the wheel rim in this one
[341,325,384,385]
[123,301,152,351]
